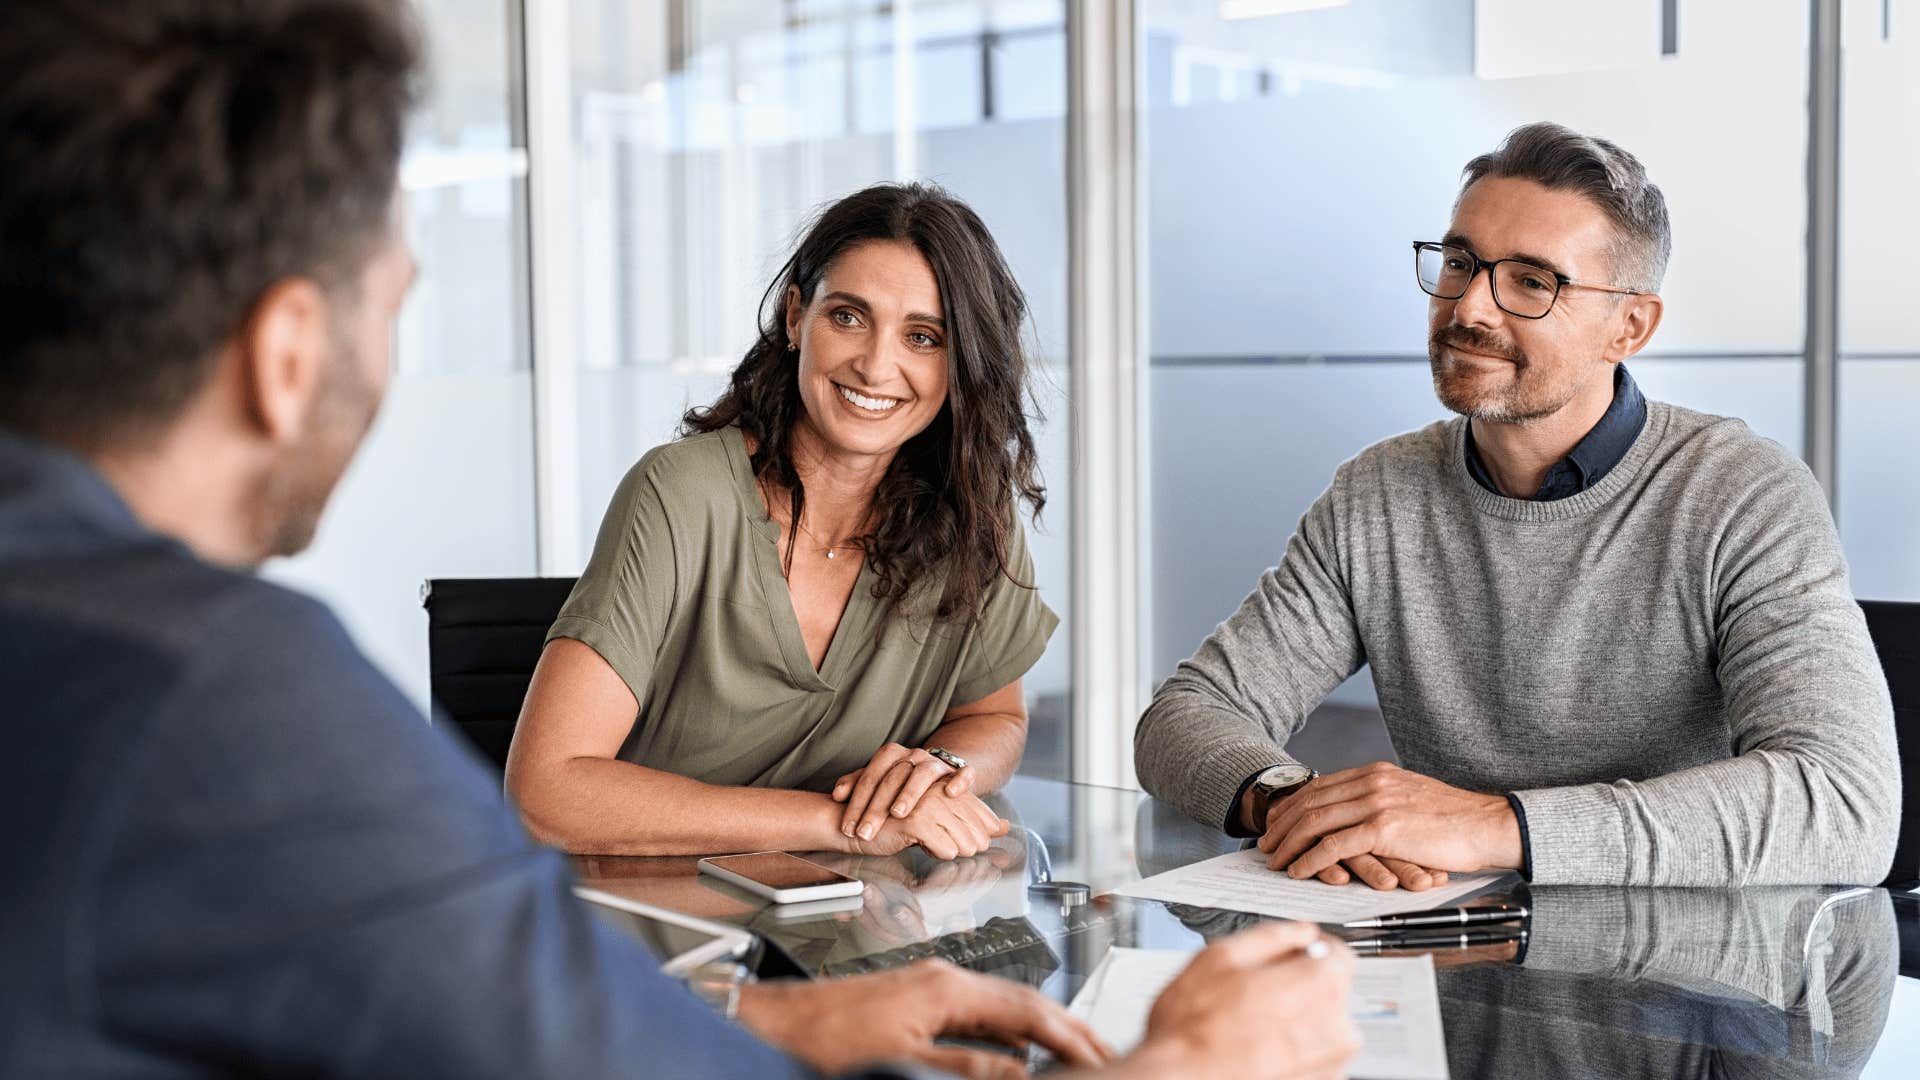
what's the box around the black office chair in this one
[1861,600,1919,890]
[422,577,577,772]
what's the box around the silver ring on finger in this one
[924,747,968,771]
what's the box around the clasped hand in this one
[1256,761,1521,889]
[832,742,1005,860]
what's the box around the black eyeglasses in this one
[1412,241,1639,320]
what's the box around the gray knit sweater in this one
[1134,401,1900,886]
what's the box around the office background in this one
[263,0,1918,791]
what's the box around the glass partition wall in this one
[267,0,538,713]
[563,0,1075,775]
[1141,0,1818,755]
[1840,2,1920,602]
[265,0,1904,780]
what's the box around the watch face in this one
[1258,764,1314,790]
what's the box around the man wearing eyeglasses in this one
[1136,122,1898,890]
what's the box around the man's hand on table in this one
[1105,921,1359,1080]
[737,958,1110,1079]
[1241,773,1451,892]
[1256,761,1522,886]
[736,922,1358,1080]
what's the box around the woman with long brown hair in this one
[504,182,1054,860]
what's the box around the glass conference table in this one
[571,776,1920,1078]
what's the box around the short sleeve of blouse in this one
[949,517,1059,707]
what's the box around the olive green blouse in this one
[547,426,1058,793]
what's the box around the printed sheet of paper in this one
[1112,847,1514,922]
[1346,955,1449,1079]
[1067,948,1449,1079]
[1066,948,1190,1053]
[1067,952,1112,1021]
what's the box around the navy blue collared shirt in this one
[0,430,818,1079]
[1464,364,1647,501]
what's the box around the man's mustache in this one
[1431,325,1526,365]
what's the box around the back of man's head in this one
[0,0,419,452]
[1459,121,1672,295]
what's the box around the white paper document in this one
[1068,948,1449,1079]
[1112,847,1514,922]
[1066,948,1189,1051]
[1346,955,1450,1079]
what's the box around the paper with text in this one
[1067,948,1448,1079]
[1113,847,1514,922]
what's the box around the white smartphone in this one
[698,851,866,904]
[762,892,866,920]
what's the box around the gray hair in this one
[1459,122,1671,294]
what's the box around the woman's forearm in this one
[512,756,848,856]
[508,639,853,856]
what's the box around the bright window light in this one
[1219,0,1350,20]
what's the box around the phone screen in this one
[707,852,854,890]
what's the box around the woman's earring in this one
[787,342,798,353]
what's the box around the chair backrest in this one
[1861,599,1920,890]
[422,577,576,772]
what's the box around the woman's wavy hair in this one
[683,181,1045,622]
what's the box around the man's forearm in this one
[1136,687,1295,832]
[1134,507,1365,834]
[1514,747,1898,886]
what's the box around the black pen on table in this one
[1346,927,1528,954]
[1342,902,1528,930]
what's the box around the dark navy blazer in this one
[0,430,816,1078]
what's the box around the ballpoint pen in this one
[1346,927,1528,953]
[1342,902,1529,930]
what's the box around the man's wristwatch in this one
[1246,763,1317,832]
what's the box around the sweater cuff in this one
[1197,741,1297,837]
[1511,783,1628,885]
[1225,766,1276,838]
[1502,793,1534,882]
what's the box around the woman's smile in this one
[833,380,906,416]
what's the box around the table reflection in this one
[1440,886,1896,1078]
[569,775,1907,1074]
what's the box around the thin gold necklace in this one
[757,477,868,560]
[791,516,864,560]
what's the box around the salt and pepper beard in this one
[1427,323,1580,425]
